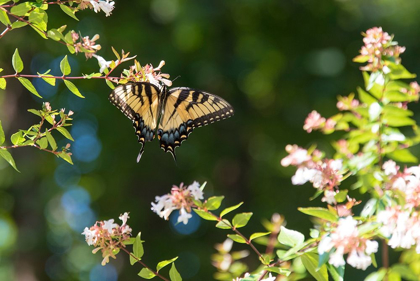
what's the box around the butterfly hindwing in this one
[158,87,234,159]
[109,82,161,159]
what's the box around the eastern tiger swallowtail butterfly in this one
[109,82,234,162]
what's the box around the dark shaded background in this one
[1,0,420,280]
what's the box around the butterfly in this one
[109,82,234,162]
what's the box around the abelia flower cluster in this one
[303,111,336,133]
[318,217,378,270]
[77,0,115,16]
[281,145,344,203]
[82,212,132,265]
[233,273,275,281]
[357,27,405,71]
[71,32,101,59]
[151,182,203,225]
[117,60,172,87]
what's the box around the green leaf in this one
[387,148,418,163]
[391,264,418,281]
[60,55,71,75]
[12,48,23,73]
[64,80,84,98]
[56,127,74,141]
[157,257,178,272]
[11,131,25,145]
[278,226,304,248]
[47,29,64,41]
[383,116,415,127]
[388,62,416,80]
[334,190,348,203]
[301,253,328,281]
[11,21,28,29]
[298,207,338,222]
[27,109,41,116]
[365,268,387,281]
[0,148,19,172]
[133,232,144,259]
[215,219,232,229]
[36,137,48,149]
[0,78,6,89]
[205,196,224,211]
[0,9,11,26]
[106,79,115,89]
[38,74,55,86]
[28,10,47,31]
[60,5,79,21]
[250,232,271,241]
[169,263,182,281]
[193,209,218,221]
[17,77,41,98]
[130,254,137,266]
[220,202,243,218]
[45,131,57,151]
[10,2,31,16]
[227,234,247,244]
[0,121,4,145]
[357,87,377,105]
[327,264,344,281]
[138,268,156,279]
[232,212,253,228]
[58,151,73,164]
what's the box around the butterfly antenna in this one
[137,145,145,163]
[172,75,181,82]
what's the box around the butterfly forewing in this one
[109,82,161,146]
[158,87,234,159]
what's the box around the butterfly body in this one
[109,82,234,161]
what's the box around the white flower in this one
[335,216,358,237]
[90,0,115,16]
[365,240,379,255]
[177,207,192,225]
[382,132,405,142]
[329,159,343,171]
[188,181,203,200]
[82,227,97,245]
[329,251,346,267]
[347,250,372,270]
[321,190,337,205]
[369,102,382,121]
[383,160,398,176]
[93,54,112,73]
[103,219,118,233]
[392,177,406,190]
[291,167,318,185]
[311,170,325,188]
[318,236,333,254]
[119,212,130,225]
[151,195,175,220]
[281,148,310,166]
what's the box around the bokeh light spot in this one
[170,211,200,235]
[89,264,117,281]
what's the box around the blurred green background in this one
[1,0,420,280]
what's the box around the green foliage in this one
[232,212,253,228]
[133,232,144,261]
[298,207,338,222]
[205,196,224,211]
[169,263,182,281]
[138,268,156,279]
[220,202,243,217]
[156,257,178,272]
[301,253,328,281]
[278,226,304,248]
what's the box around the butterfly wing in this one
[109,82,161,161]
[158,87,234,159]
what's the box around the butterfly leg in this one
[137,143,145,163]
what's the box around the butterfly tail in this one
[137,144,145,163]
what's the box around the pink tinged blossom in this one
[303,110,326,133]
[291,167,317,185]
[324,118,336,131]
[346,250,372,270]
[281,145,310,167]
[90,0,115,16]
[329,251,346,268]
[383,160,398,176]
[93,54,112,73]
[82,227,97,246]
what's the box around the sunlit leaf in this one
[232,212,252,228]
[64,80,84,98]
[36,137,48,149]
[12,48,23,73]
[60,5,79,21]
[11,131,25,145]
[388,62,416,80]
[278,226,304,248]
[327,264,345,281]
[0,9,11,26]
[45,131,57,151]
[365,268,387,281]
[0,148,19,172]
[250,232,270,241]
[28,10,47,31]
[215,219,231,229]
[47,29,64,41]
[17,77,42,98]
[0,78,5,89]
[11,21,28,29]
[387,148,417,163]
[301,253,328,281]
[298,207,338,222]
[169,263,182,281]
[227,234,247,244]
[220,202,243,218]
[133,232,144,259]
[56,127,74,141]
[193,209,218,221]
[10,2,31,16]
[138,268,156,279]
[60,55,71,75]
[157,257,178,272]
[205,196,224,211]
[58,151,73,164]
[0,120,4,145]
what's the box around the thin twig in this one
[119,246,170,281]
